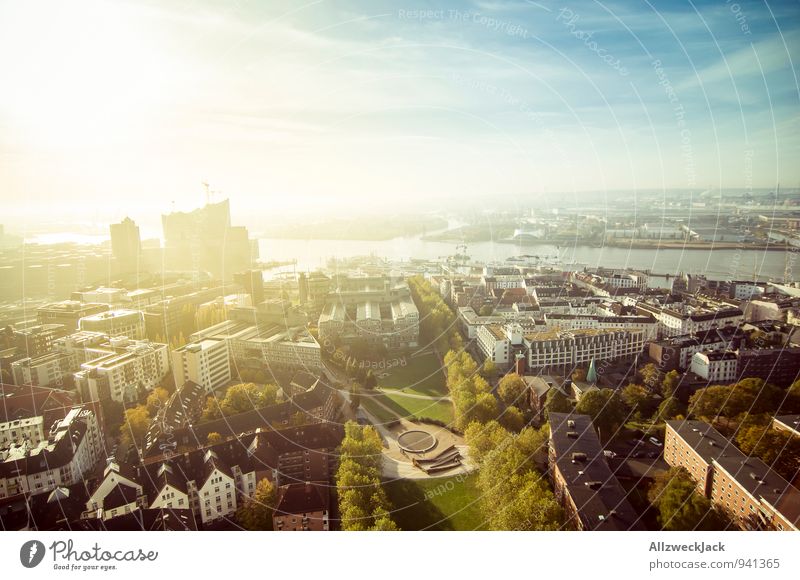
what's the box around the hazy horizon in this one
[1,0,798,226]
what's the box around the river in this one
[258,236,798,283]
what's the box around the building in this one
[0,416,45,448]
[664,420,800,531]
[73,338,170,403]
[172,339,231,394]
[233,270,264,307]
[11,352,77,388]
[690,351,738,383]
[110,217,141,274]
[192,319,322,372]
[476,323,526,367]
[318,276,419,349]
[548,413,644,530]
[524,375,565,421]
[525,327,646,373]
[84,423,343,529]
[636,302,743,338]
[736,347,800,388]
[12,323,68,358]
[773,415,800,437]
[0,406,103,500]
[273,482,330,531]
[79,309,145,340]
[544,313,658,341]
[648,328,744,372]
[161,199,257,279]
[36,301,110,331]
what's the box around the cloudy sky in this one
[0,0,798,229]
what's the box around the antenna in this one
[202,181,211,205]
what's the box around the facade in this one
[36,301,110,331]
[690,351,738,383]
[736,348,800,388]
[476,323,525,367]
[525,327,646,372]
[11,352,77,388]
[110,217,141,274]
[161,199,256,279]
[318,276,419,349]
[664,420,800,531]
[648,328,744,372]
[273,482,330,531]
[548,412,644,530]
[637,302,743,338]
[172,339,231,393]
[0,416,45,448]
[12,323,68,358]
[79,309,145,340]
[0,406,103,500]
[74,338,170,403]
[191,319,322,372]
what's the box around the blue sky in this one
[0,0,797,225]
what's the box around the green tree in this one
[544,388,573,420]
[481,360,497,380]
[146,387,170,415]
[336,422,397,531]
[648,467,730,530]
[661,370,680,397]
[653,397,686,423]
[119,405,150,449]
[498,373,528,410]
[621,383,650,419]
[500,406,526,432]
[575,388,628,440]
[639,363,660,390]
[478,305,494,316]
[206,432,224,445]
[236,478,277,530]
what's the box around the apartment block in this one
[664,420,799,531]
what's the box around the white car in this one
[648,437,663,447]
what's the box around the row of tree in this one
[465,421,563,530]
[444,350,502,431]
[408,276,463,353]
[336,422,397,530]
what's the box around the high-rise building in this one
[161,199,257,280]
[110,217,141,274]
[172,339,231,393]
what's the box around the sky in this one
[0,0,798,231]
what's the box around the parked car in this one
[603,450,617,458]
[648,437,663,447]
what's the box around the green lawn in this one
[384,474,486,530]
[377,352,447,397]
[361,392,454,425]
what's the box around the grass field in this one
[384,474,486,530]
[361,392,454,424]
[377,351,447,397]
